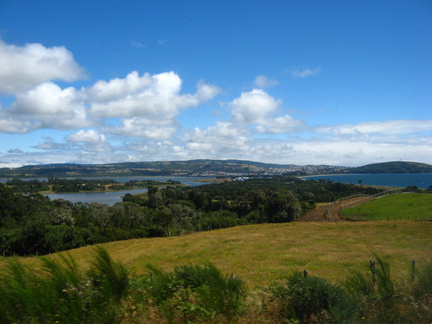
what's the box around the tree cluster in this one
[0,176,383,256]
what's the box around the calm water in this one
[2,174,431,205]
[301,173,432,189]
[0,176,212,205]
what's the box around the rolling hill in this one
[0,160,431,178]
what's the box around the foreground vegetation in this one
[343,192,432,220]
[1,176,388,256]
[5,221,431,288]
[1,246,430,323]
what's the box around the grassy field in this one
[2,221,430,288]
[343,192,432,221]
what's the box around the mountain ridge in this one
[1,160,431,178]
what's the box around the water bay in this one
[301,173,432,189]
[0,176,211,205]
[2,174,431,205]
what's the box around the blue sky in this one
[0,0,431,167]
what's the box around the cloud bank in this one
[0,40,430,167]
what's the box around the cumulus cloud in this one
[253,75,279,88]
[0,117,34,133]
[227,88,303,134]
[32,137,72,150]
[291,67,320,78]
[107,117,178,139]
[67,129,107,144]
[88,71,154,104]
[0,38,429,167]
[7,148,23,154]
[185,122,248,145]
[89,71,220,119]
[230,89,281,124]
[0,39,85,94]
[256,115,304,133]
[315,120,432,137]
[11,82,90,129]
[88,71,219,139]
[180,121,251,157]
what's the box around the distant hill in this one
[349,161,432,174]
[0,160,430,178]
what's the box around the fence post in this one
[411,260,416,280]
[370,260,376,285]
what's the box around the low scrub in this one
[270,272,363,323]
[0,249,431,323]
[0,247,128,323]
[142,263,246,322]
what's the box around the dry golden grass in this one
[2,221,431,288]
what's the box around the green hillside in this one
[1,221,431,323]
[351,161,432,173]
[1,159,431,178]
[343,193,432,220]
[4,221,431,286]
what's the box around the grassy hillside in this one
[4,221,431,288]
[343,193,432,220]
[351,161,432,173]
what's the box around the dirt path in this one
[299,196,375,222]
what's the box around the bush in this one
[271,272,362,323]
[345,256,432,324]
[142,262,246,322]
[0,247,127,324]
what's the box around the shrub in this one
[271,272,362,323]
[413,261,432,300]
[345,255,432,323]
[87,246,130,302]
[0,247,128,324]
[142,262,246,322]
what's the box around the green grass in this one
[343,193,432,220]
[1,221,431,323]
[3,221,431,288]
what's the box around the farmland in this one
[342,192,432,221]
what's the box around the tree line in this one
[0,176,384,256]
[5,177,181,193]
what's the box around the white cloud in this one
[11,82,90,129]
[256,115,303,133]
[291,67,320,78]
[88,71,154,103]
[285,139,432,166]
[107,117,178,139]
[253,75,279,88]
[88,71,219,140]
[0,39,429,167]
[180,121,251,158]
[227,89,303,134]
[0,39,85,94]
[7,148,23,154]
[230,89,281,124]
[32,137,72,150]
[68,129,107,144]
[0,118,33,133]
[192,81,221,102]
[130,40,145,48]
[89,71,220,119]
[315,120,432,138]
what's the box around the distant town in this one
[1,160,431,179]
